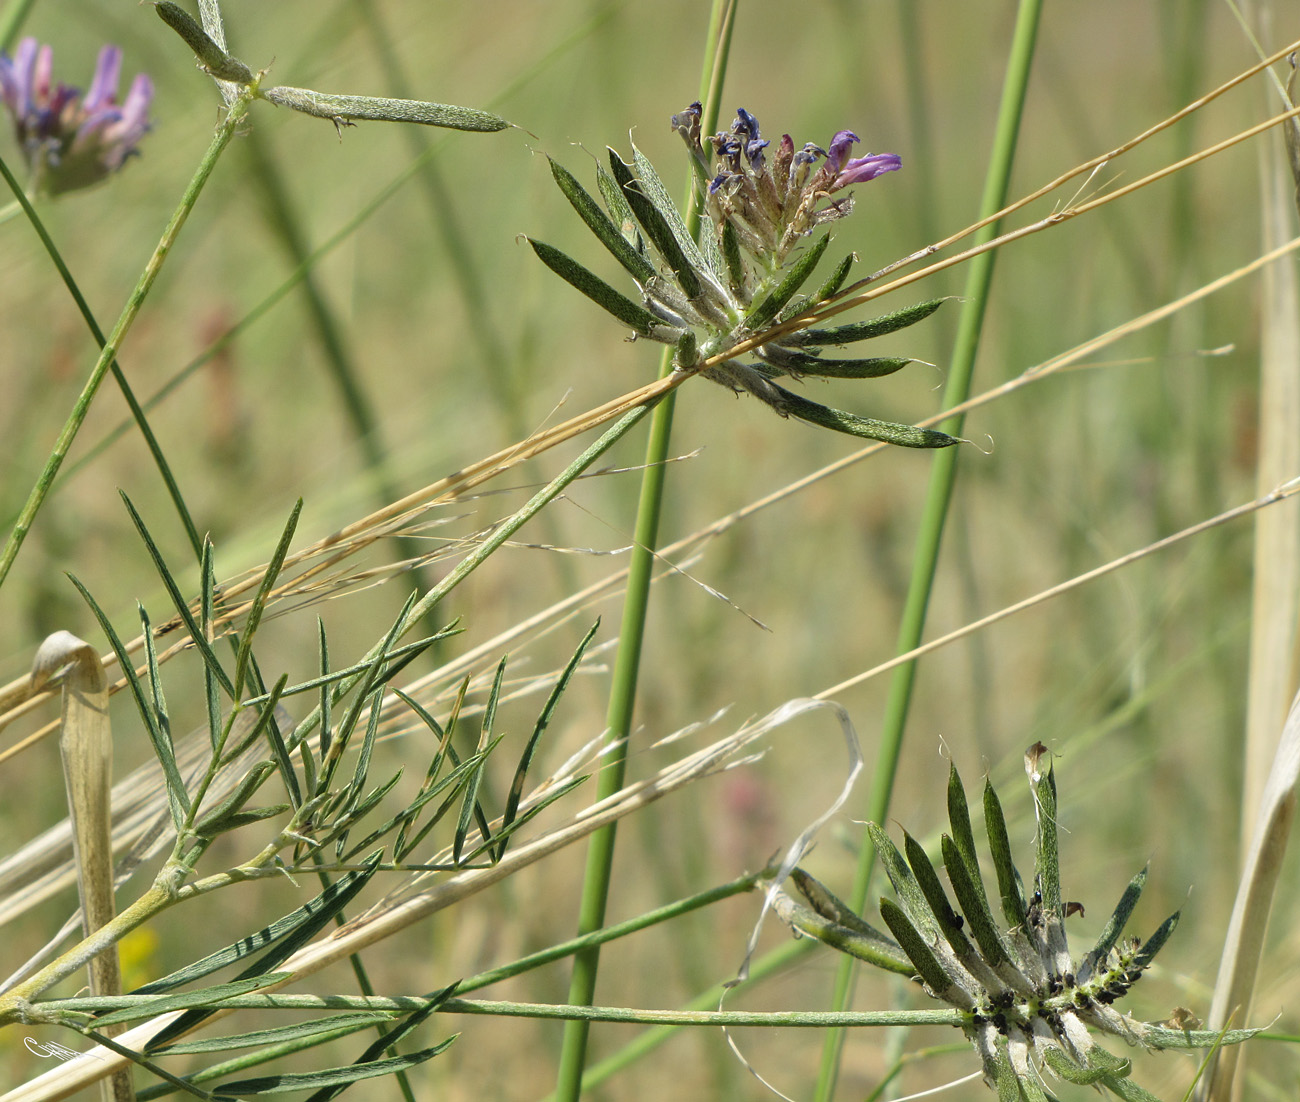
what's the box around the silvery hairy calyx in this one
[528,105,959,449]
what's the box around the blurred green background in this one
[0,0,1294,1097]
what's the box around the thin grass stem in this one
[813,3,1042,1097]
[551,4,736,1095]
[0,151,203,557]
[0,85,258,594]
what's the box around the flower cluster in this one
[774,750,1254,1098]
[0,38,153,196]
[529,105,955,448]
[675,102,901,270]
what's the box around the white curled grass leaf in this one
[1199,687,1300,1101]
[30,632,133,1102]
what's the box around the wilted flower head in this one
[0,38,153,195]
[530,103,956,449]
[772,752,1258,1097]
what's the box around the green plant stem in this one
[552,368,678,1097]
[0,151,204,556]
[0,0,36,52]
[552,6,736,1095]
[0,879,178,1017]
[812,2,1043,1098]
[546,12,733,1096]
[34,993,962,1028]
[124,876,762,1101]
[0,86,257,595]
[463,871,761,993]
[568,932,805,1097]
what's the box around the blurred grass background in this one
[0,0,1295,1097]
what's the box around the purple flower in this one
[685,105,903,266]
[0,38,153,196]
[833,152,901,190]
[822,129,900,189]
[824,129,860,174]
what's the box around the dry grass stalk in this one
[29,633,133,1102]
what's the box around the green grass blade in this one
[134,860,382,999]
[202,539,223,753]
[192,761,277,839]
[321,593,418,789]
[499,621,599,854]
[453,658,507,865]
[94,974,294,1029]
[151,1013,398,1057]
[119,492,236,700]
[390,689,451,859]
[328,769,405,858]
[211,1041,454,1098]
[144,855,383,1051]
[80,1025,220,1100]
[391,755,483,862]
[340,695,383,820]
[138,602,191,829]
[316,620,332,773]
[233,500,302,699]
[257,677,300,809]
[305,983,457,1102]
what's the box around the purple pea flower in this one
[824,129,860,174]
[824,128,901,189]
[0,38,153,196]
[688,106,903,265]
[833,151,901,189]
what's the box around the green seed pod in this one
[154,2,254,84]
[262,86,508,132]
